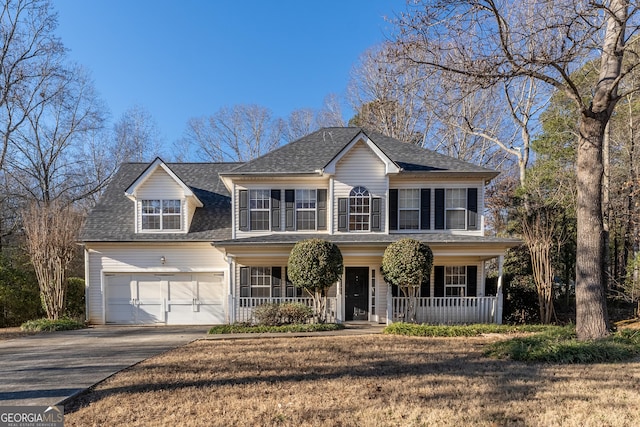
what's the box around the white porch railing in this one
[235,297,338,324]
[391,296,499,324]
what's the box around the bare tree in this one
[0,0,66,174]
[317,93,345,128]
[285,108,317,142]
[348,43,429,144]
[21,199,83,320]
[182,104,284,162]
[285,94,346,142]
[394,0,638,340]
[113,104,163,163]
[8,66,107,204]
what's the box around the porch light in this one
[160,256,166,265]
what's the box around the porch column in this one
[496,255,504,325]
[226,254,235,324]
[336,275,342,323]
[386,283,392,325]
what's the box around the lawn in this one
[64,334,640,426]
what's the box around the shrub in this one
[21,317,86,332]
[383,322,554,337]
[503,275,540,324]
[254,303,281,326]
[65,277,85,320]
[278,302,313,324]
[254,302,314,326]
[0,260,43,327]
[209,323,345,334]
[484,326,640,363]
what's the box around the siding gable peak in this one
[124,157,203,207]
[322,131,401,176]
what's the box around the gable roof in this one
[80,162,240,242]
[221,127,498,178]
[322,130,400,175]
[124,157,203,207]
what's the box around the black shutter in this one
[371,197,381,231]
[338,198,348,231]
[420,274,431,297]
[271,266,282,298]
[467,188,478,230]
[285,267,302,297]
[389,189,398,230]
[467,265,478,297]
[240,267,250,297]
[434,266,445,297]
[239,190,249,231]
[271,190,281,231]
[285,189,295,231]
[434,189,445,230]
[317,189,327,230]
[421,188,431,230]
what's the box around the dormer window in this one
[142,199,181,230]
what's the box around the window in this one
[446,189,466,230]
[141,199,181,230]
[445,266,466,297]
[295,189,316,230]
[249,189,270,230]
[250,267,271,297]
[349,186,370,231]
[399,189,420,230]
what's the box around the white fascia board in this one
[322,131,401,175]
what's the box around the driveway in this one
[0,325,208,407]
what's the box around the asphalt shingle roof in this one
[80,162,240,242]
[224,127,498,176]
[81,128,504,243]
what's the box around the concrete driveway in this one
[0,326,208,407]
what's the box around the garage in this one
[105,272,225,325]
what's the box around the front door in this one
[345,267,369,321]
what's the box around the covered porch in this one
[215,233,518,325]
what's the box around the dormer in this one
[124,158,203,233]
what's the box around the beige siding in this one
[333,141,387,233]
[85,243,227,324]
[137,167,185,199]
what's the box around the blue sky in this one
[54,1,403,150]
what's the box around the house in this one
[80,127,520,325]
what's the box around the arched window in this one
[349,186,370,231]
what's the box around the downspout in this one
[496,255,504,325]
[231,182,236,240]
[84,245,90,323]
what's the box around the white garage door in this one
[105,273,225,325]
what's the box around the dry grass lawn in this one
[64,334,640,427]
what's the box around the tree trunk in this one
[575,114,610,340]
[574,0,627,341]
